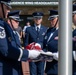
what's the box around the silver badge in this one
[0,26,6,39]
[45,36,47,39]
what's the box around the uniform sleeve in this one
[8,46,29,61]
[0,25,29,61]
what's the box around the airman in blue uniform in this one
[24,12,47,75]
[7,10,22,47]
[43,10,59,75]
[72,4,76,75]
[0,0,41,75]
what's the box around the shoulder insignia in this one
[0,26,6,39]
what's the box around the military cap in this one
[48,10,58,20]
[32,12,44,19]
[73,4,76,14]
[7,10,22,21]
[0,0,11,9]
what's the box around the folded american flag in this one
[25,42,53,62]
[25,42,42,50]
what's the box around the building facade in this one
[10,0,58,27]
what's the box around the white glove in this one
[45,51,53,56]
[73,51,76,61]
[40,51,53,56]
[53,52,58,61]
[35,43,41,48]
[28,50,41,59]
[40,51,53,62]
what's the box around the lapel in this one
[13,31,21,46]
[38,25,44,36]
[47,29,58,43]
[31,25,38,35]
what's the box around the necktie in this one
[37,27,39,33]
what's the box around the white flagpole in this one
[58,0,72,75]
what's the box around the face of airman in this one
[73,14,76,25]
[33,17,42,26]
[7,19,19,29]
[49,17,58,28]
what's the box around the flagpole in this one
[58,0,72,75]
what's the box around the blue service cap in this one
[73,4,76,14]
[0,0,11,9]
[48,10,58,20]
[7,10,22,22]
[32,12,44,19]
